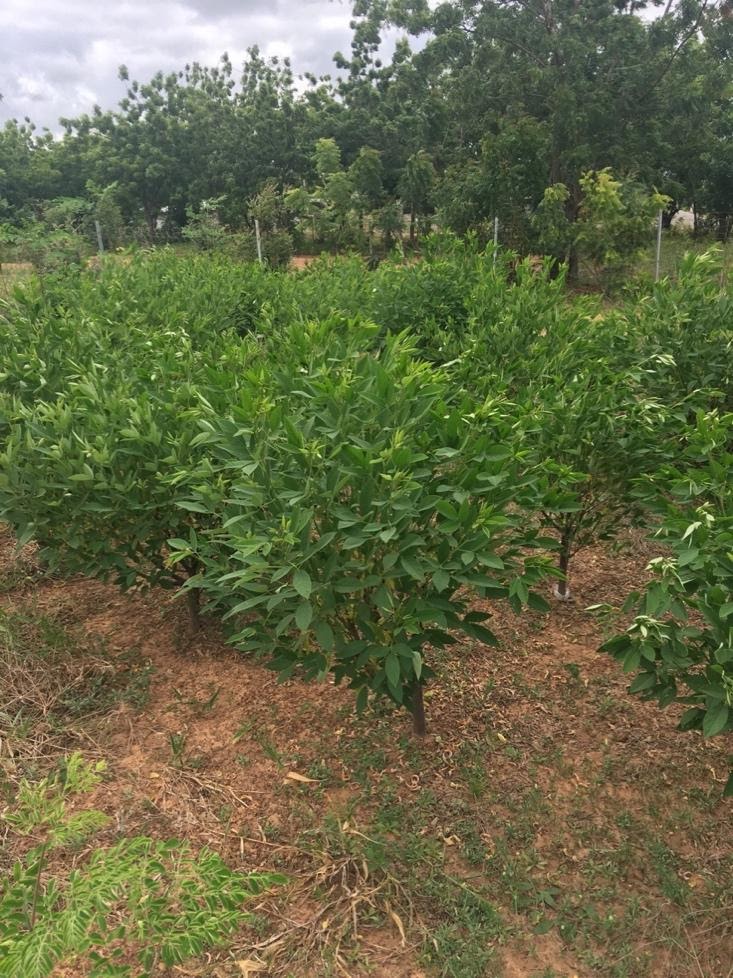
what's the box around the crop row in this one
[0,243,731,788]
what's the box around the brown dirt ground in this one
[1,524,731,978]
[290,255,319,270]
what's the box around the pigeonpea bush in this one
[0,272,261,617]
[167,317,553,732]
[1,241,731,760]
[525,364,669,598]
[629,250,733,411]
[599,411,733,794]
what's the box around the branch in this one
[647,0,711,95]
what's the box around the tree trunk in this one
[565,182,582,285]
[662,203,678,230]
[409,207,416,244]
[411,682,426,737]
[555,532,572,600]
[145,209,157,243]
[717,213,732,244]
[186,588,201,631]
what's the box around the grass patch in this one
[0,608,152,778]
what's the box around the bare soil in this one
[1,524,730,978]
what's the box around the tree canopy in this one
[1,1,731,256]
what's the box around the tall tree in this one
[398,149,435,241]
[353,0,728,274]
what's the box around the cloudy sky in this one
[0,0,361,131]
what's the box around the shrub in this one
[169,318,552,732]
[599,411,733,795]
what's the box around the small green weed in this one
[0,753,283,978]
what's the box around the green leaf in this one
[176,500,209,513]
[295,601,313,632]
[527,592,551,613]
[293,569,312,599]
[411,650,423,680]
[400,555,424,580]
[432,569,450,593]
[677,548,699,567]
[478,553,504,570]
[629,673,656,693]
[385,653,401,691]
[719,602,733,620]
[315,621,335,651]
[702,702,729,738]
[462,621,498,646]
[167,538,190,551]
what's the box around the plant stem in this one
[30,843,48,928]
[186,588,201,631]
[557,543,571,599]
[411,682,426,737]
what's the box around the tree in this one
[0,120,61,222]
[375,200,404,249]
[313,137,343,181]
[398,150,434,242]
[350,146,384,241]
[532,169,669,284]
[355,0,726,276]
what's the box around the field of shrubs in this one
[0,240,731,977]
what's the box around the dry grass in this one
[0,261,33,298]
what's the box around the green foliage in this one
[532,169,669,283]
[313,137,342,181]
[11,222,86,275]
[350,147,384,212]
[399,150,435,241]
[527,365,668,597]
[0,1,730,278]
[599,412,733,795]
[0,754,283,977]
[168,318,551,726]
[181,196,229,251]
[1,242,730,760]
[631,250,733,411]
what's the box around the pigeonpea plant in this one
[168,318,553,733]
[526,365,668,599]
[0,321,259,626]
[599,411,733,795]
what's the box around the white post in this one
[655,210,663,282]
[94,220,105,254]
[254,218,263,265]
[493,216,499,265]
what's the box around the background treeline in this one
[1,0,732,275]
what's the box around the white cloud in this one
[0,0,357,130]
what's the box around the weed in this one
[173,684,220,715]
[647,838,690,905]
[257,733,286,768]
[169,731,188,767]
[0,609,151,766]
[0,753,282,977]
